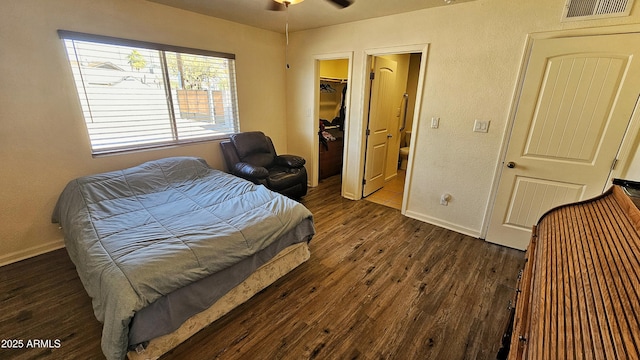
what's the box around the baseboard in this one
[0,240,65,267]
[404,210,481,239]
[342,190,357,200]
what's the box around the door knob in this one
[506,162,516,168]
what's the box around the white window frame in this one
[59,30,240,155]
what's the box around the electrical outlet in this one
[440,193,451,206]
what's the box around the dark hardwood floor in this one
[0,175,524,360]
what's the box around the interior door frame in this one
[481,24,640,240]
[312,52,353,194]
[358,44,429,213]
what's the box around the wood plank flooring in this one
[0,175,524,360]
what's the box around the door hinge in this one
[611,158,619,171]
[366,129,371,136]
[370,71,375,80]
[362,179,366,185]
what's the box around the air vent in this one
[562,0,634,21]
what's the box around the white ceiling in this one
[146,0,475,33]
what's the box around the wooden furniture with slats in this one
[507,185,640,360]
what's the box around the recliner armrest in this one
[275,155,306,168]
[233,162,269,180]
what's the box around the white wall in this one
[3,0,640,266]
[0,0,287,265]
[284,0,640,238]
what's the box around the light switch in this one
[431,117,440,129]
[473,119,490,133]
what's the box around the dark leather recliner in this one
[220,131,308,198]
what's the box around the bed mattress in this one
[128,216,314,347]
[51,157,315,360]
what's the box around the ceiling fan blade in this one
[327,0,353,8]
[267,1,285,11]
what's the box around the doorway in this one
[363,53,421,210]
[485,32,640,250]
[317,59,349,190]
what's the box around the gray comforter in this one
[51,157,313,360]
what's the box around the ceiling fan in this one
[268,0,353,11]
[269,0,352,69]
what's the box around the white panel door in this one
[363,57,397,197]
[486,33,640,250]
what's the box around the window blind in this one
[59,31,239,154]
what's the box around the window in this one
[59,31,239,155]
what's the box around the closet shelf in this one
[320,76,348,83]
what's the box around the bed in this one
[51,156,315,360]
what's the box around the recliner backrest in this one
[229,131,276,168]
